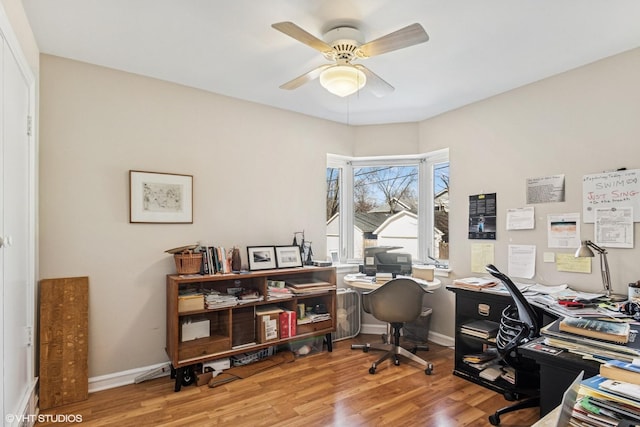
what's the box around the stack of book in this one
[199,246,235,275]
[285,279,336,295]
[460,319,500,340]
[558,317,630,344]
[462,349,499,370]
[566,362,640,425]
[541,317,639,362]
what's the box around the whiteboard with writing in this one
[583,169,640,223]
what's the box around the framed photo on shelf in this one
[129,170,193,223]
[275,245,303,268]
[247,246,277,271]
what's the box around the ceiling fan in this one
[271,21,429,97]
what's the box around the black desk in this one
[447,286,601,418]
[519,337,600,416]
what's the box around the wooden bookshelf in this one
[166,266,336,391]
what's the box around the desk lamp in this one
[575,240,627,301]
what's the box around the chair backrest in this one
[362,278,427,324]
[485,264,540,352]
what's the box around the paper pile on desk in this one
[452,277,497,290]
[541,319,640,362]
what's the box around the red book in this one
[279,311,297,338]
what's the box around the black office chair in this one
[351,278,434,375]
[485,264,541,426]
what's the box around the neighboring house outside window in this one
[326,150,449,267]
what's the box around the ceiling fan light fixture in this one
[319,65,366,97]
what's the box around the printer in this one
[363,246,412,276]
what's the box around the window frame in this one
[327,149,449,265]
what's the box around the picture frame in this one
[275,245,303,269]
[129,170,193,223]
[247,246,277,271]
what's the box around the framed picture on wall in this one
[129,170,193,223]
[275,245,303,268]
[247,246,277,271]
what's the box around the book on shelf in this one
[285,279,335,294]
[285,278,333,288]
[500,366,516,385]
[559,316,630,344]
[478,365,502,381]
[207,247,216,274]
[599,379,640,402]
[460,319,500,339]
[580,375,640,408]
[201,249,210,274]
[279,310,297,339]
[462,349,498,365]
[452,277,497,290]
[600,360,640,386]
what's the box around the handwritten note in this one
[582,169,640,223]
[556,253,591,273]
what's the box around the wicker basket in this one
[174,251,202,274]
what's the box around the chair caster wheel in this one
[394,359,400,366]
[369,367,376,374]
[489,413,500,426]
[363,347,369,353]
[425,363,433,375]
[410,348,417,354]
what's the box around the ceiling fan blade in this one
[358,23,429,58]
[272,22,334,55]
[279,64,333,90]
[355,65,394,97]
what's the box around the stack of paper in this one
[204,290,238,309]
[452,277,497,290]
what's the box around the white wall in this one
[39,47,640,378]
[38,55,353,377]
[418,48,640,338]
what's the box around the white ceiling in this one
[22,0,640,126]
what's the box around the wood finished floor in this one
[36,336,540,427]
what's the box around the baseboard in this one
[428,331,455,348]
[360,322,454,348]
[6,378,38,427]
[88,362,171,393]
[88,329,455,394]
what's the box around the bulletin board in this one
[582,169,640,223]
